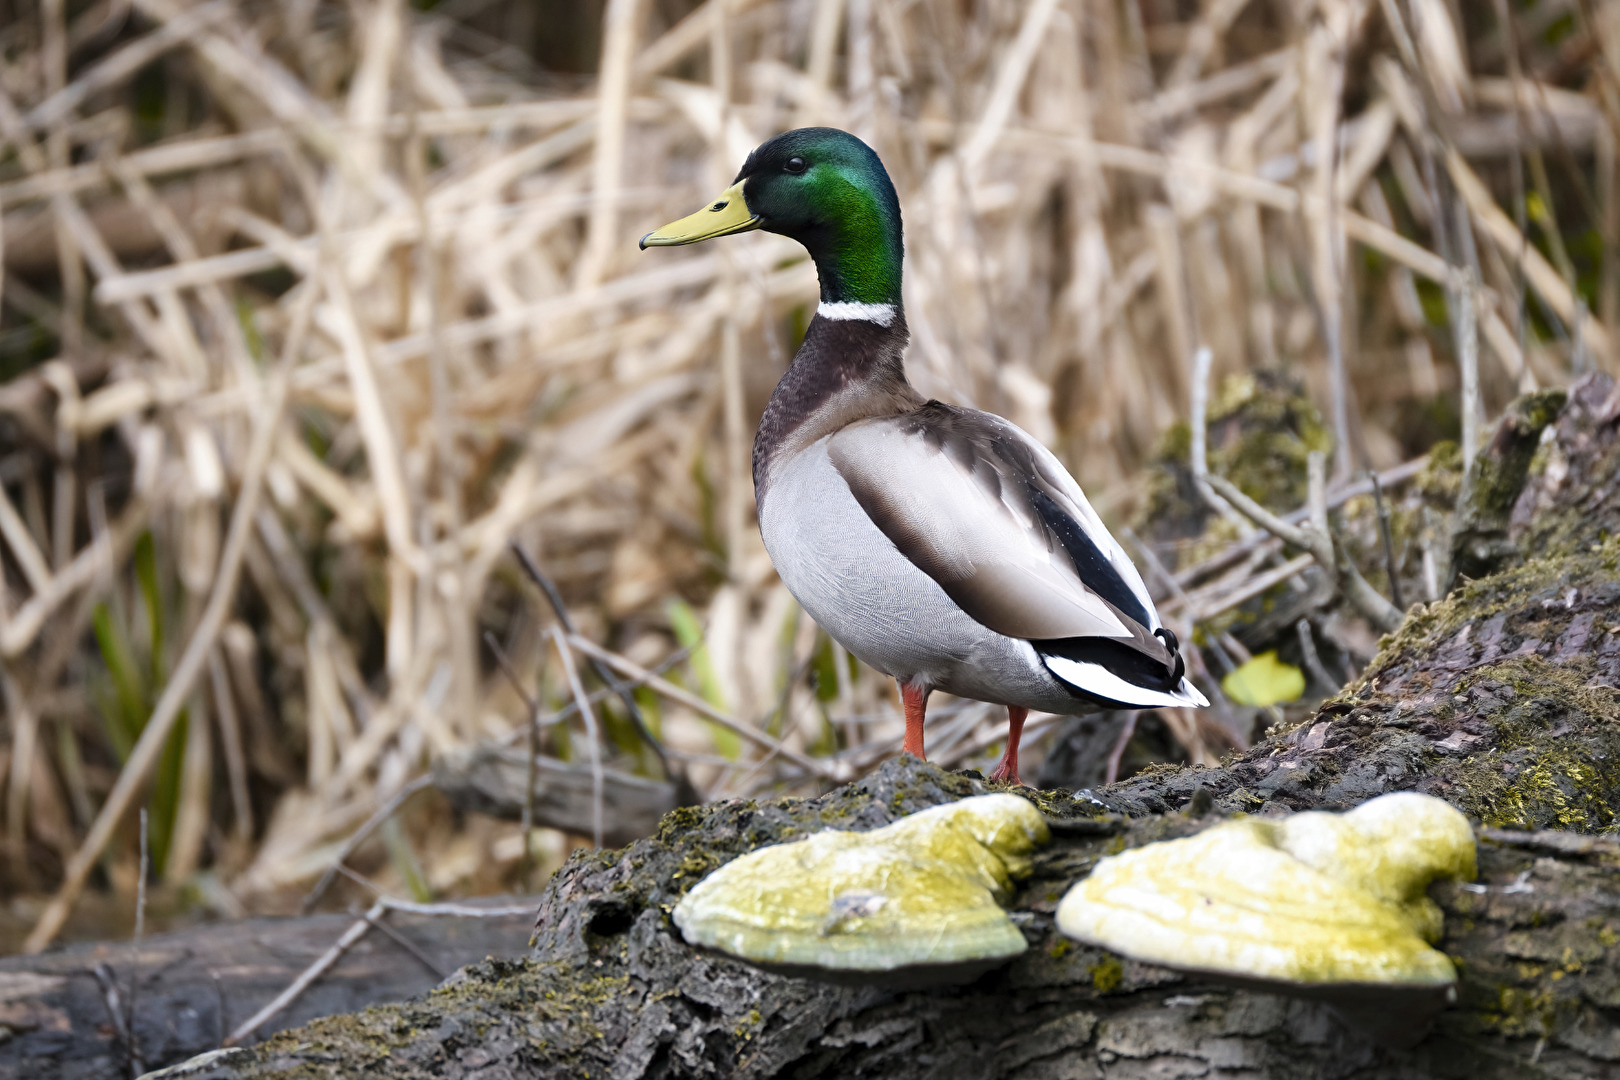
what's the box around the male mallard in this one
[642,128,1206,786]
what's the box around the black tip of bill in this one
[638,233,652,250]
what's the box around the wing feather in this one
[826,405,1147,644]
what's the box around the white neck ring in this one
[817,301,898,327]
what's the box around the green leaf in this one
[91,603,146,760]
[236,298,267,363]
[551,716,573,761]
[94,531,187,877]
[133,531,164,680]
[599,696,646,762]
[147,708,188,877]
[1221,651,1306,708]
[665,598,740,759]
[383,815,433,903]
[632,685,663,740]
[1526,190,1549,226]
[809,632,840,703]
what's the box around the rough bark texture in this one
[0,901,533,1080]
[135,377,1620,1079]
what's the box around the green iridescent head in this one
[641,128,903,308]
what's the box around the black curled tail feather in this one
[1032,633,1183,695]
[1154,626,1186,684]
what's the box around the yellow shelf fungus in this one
[673,794,1049,980]
[1055,792,1476,989]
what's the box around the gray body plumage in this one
[759,435,1089,715]
[756,343,1207,714]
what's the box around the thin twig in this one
[371,917,449,981]
[711,652,817,800]
[567,633,845,779]
[328,865,446,980]
[335,865,533,918]
[550,629,605,850]
[1104,712,1140,786]
[510,544,682,790]
[1458,266,1482,471]
[490,645,695,749]
[127,806,148,1075]
[1188,343,1247,530]
[134,806,148,939]
[483,630,541,890]
[301,774,435,913]
[1296,619,1337,692]
[1200,471,1403,633]
[1188,345,1213,499]
[209,648,254,845]
[225,898,387,1046]
[1192,554,1317,622]
[1370,470,1405,611]
[1172,456,1428,588]
[1307,450,1330,542]
[92,962,143,1076]
[23,0,233,132]
[1121,526,1245,746]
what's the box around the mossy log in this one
[154,378,1620,1080]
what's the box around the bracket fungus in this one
[672,794,1049,984]
[1055,792,1476,1042]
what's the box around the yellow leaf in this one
[1526,191,1548,225]
[1222,650,1305,707]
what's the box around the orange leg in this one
[900,681,930,759]
[988,706,1028,786]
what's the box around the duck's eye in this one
[784,156,807,174]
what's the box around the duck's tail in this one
[1034,627,1209,710]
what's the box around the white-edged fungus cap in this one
[1054,792,1476,988]
[672,794,1050,974]
[1275,791,1477,944]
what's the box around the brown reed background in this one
[0,0,1613,951]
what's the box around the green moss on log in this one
[1447,657,1620,830]
[1135,371,1331,559]
[1508,373,1620,563]
[1450,389,1567,584]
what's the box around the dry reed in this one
[0,0,1610,951]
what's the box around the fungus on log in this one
[673,794,1048,982]
[1055,793,1475,1044]
[140,376,1620,1078]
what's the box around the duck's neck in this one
[762,152,903,314]
[753,189,916,501]
[803,191,904,320]
[752,306,918,504]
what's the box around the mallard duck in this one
[642,128,1206,786]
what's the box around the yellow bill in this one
[640,180,760,249]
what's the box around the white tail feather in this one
[1042,654,1209,710]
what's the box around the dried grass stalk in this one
[0,0,1606,945]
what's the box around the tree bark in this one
[129,375,1620,1078]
